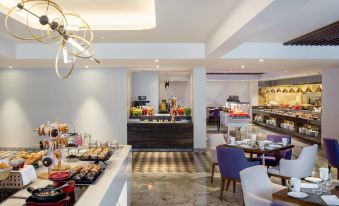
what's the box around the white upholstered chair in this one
[240,165,286,206]
[208,134,226,183]
[268,144,318,184]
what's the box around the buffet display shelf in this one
[0,145,132,206]
[252,120,321,145]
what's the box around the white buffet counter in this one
[1,145,132,206]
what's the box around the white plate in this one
[228,143,237,146]
[305,177,322,183]
[287,192,308,199]
[268,144,281,148]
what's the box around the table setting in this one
[274,167,339,205]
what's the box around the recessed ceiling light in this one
[85,65,89,68]
[241,65,245,69]
[284,70,288,73]
[156,65,160,68]
[259,59,264,62]
[100,36,105,39]
[154,59,159,62]
[8,66,13,69]
[170,80,173,82]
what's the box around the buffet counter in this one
[128,120,193,151]
[1,145,132,206]
[252,107,321,145]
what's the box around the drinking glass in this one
[314,181,323,195]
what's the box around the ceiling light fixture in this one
[154,59,159,62]
[84,65,89,68]
[4,0,100,79]
[156,65,160,68]
[259,59,264,62]
[8,66,13,69]
[241,65,245,69]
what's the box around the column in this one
[322,69,339,140]
[192,67,207,150]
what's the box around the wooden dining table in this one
[273,187,339,206]
[220,143,295,166]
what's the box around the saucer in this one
[287,192,308,199]
[305,177,322,183]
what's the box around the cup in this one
[282,138,288,146]
[259,141,265,150]
[251,134,257,141]
[288,178,301,192]
[229,137,236,145]
[319,168,329,181]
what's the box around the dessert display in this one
[9,157,25,170]
[79,147,112,161]
[72,163,103,184]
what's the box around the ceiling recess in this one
[284,20,339,46]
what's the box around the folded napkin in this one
[321,195,339,205]
[240,145,252,148]
[301,183,318,189]
[12,165,37,186]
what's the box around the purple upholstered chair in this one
[253,135,292,166]
[217,146,259,200]
[323,138,339,179]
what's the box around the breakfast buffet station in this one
[0,120,131,206]
[128,96,193,151]
[253,75,322,145]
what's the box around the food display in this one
[72,163,103,184]
[130,107,143,116]
[228,102,250,118]
[79,147,112,161]
[15,150,47,166]
[0,163,12,181]
[9,157,25,170]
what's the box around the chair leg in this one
[337,168,339,180]
[220,177,225,201]
[211,163,216,183]
[328,165,331,173]
[232,181,236,193]
[226,180,231,191]
[281,178,286,186]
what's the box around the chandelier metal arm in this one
[6,0,100,79]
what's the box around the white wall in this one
[0,68,128,147]
[206,81,252,106]
[322,69,339,140]
[159,81,191,107]
[132,71,159,113]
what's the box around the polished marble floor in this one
[131,124,331,206]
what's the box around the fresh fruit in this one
[184,107,191,116]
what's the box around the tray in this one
[74,171,103,185]
[78,152,113,165]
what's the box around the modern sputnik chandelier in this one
[5,0,100,79]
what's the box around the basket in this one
[0,169,26,189]
[0,167,12,181]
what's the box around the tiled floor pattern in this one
[132,152,212,173]
[131,124,333,206]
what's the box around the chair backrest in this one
[323,138,339,167]
[266,134,292,159]
[208,134,226,149]
[240,165,273,203]
[217,146,249,179]
[297,144,318,175]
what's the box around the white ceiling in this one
[0,0,339,75]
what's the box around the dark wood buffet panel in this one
[127,123,193,151]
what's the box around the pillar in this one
[322,68,339,140]
[192,67,207,150]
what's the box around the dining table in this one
[220,141,295,166]
[273,187,339,206]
